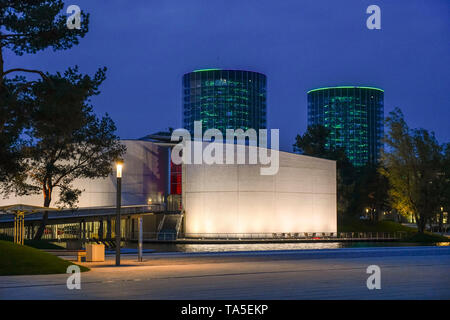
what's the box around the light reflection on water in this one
[127,241,437,253]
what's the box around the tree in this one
[293,125,356,218]
[380,108,445,233]
[0,0,89,75]
[353,164,390,221]
[293,124,331,157]
[2,67,126,239]
[435,143,450,233]
[0,76,33,182]
[0,0,89,179]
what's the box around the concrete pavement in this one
[0,246,449,299]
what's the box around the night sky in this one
[5,0,450,151]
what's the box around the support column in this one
[14,215,17,244]
[21,214,24,245]
[31,223,34,239]
[138,216,143,262]
[107,218,112,239]
[99,220,104,239]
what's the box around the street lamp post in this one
[115,161,123,266]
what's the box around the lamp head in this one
[116,160,124,178]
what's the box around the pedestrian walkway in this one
[1,246,449,299]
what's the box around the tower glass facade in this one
[307,86,384,167]
[183,69,267,135]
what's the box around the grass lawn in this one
[338,219,417,233]
[0,240,89,276]
[0,234,65,250]
[23,239,65,250]
[404,232,449,243]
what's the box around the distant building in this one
[182,142,336,235]
[182,69,267,136]
[307,86,384,166]
[0,140,336,239]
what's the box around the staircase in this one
[157,214,183,240]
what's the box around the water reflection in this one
[125,241,435,253]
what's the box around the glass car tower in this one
[307,86,384,166]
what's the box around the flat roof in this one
[307,86,384,94]
[0,205,171,225]
[193,68,221,72]
[190,69,265,76]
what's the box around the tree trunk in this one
[416,214,426,233]
[33,187,52,240]
[33,211,48,240]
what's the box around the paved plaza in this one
[1,246,449,299]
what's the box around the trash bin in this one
[86,244,105,262]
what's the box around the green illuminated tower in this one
[307,86,384,166]
[182,69,267,136]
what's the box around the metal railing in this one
[179,232,409,240]
[175,213,184,238]
[0,221,127,241]
[127,231,409,241]
[1,228,410,242]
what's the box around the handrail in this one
[157,215,166,234]
[175,213,184,238]
[0,228,412,242]
[127,231,410,241]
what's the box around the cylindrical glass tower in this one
[182,69,267,136]
[307,86,384,166]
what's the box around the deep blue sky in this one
[5,0,450,151]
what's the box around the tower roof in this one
[307,86,384,94]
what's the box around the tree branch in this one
[3,68,50,81]
[0,34,28,39]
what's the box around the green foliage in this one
[0,2,121,240]
[56,188,82,209]
[437,143,450,229]
[381,108,448,233]
[2,67,126,209]
[0,77,33,182]
[338,219,416,233]
[338,219,449,242]
[350,164,390,221]
[293,124,331,157]
[0,0,89,55]
[0,240,89,276]
[0,0,89,181]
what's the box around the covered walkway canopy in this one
[0,204,168,227]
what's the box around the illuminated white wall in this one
[182,149,336,234]
[0,140,168,208]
